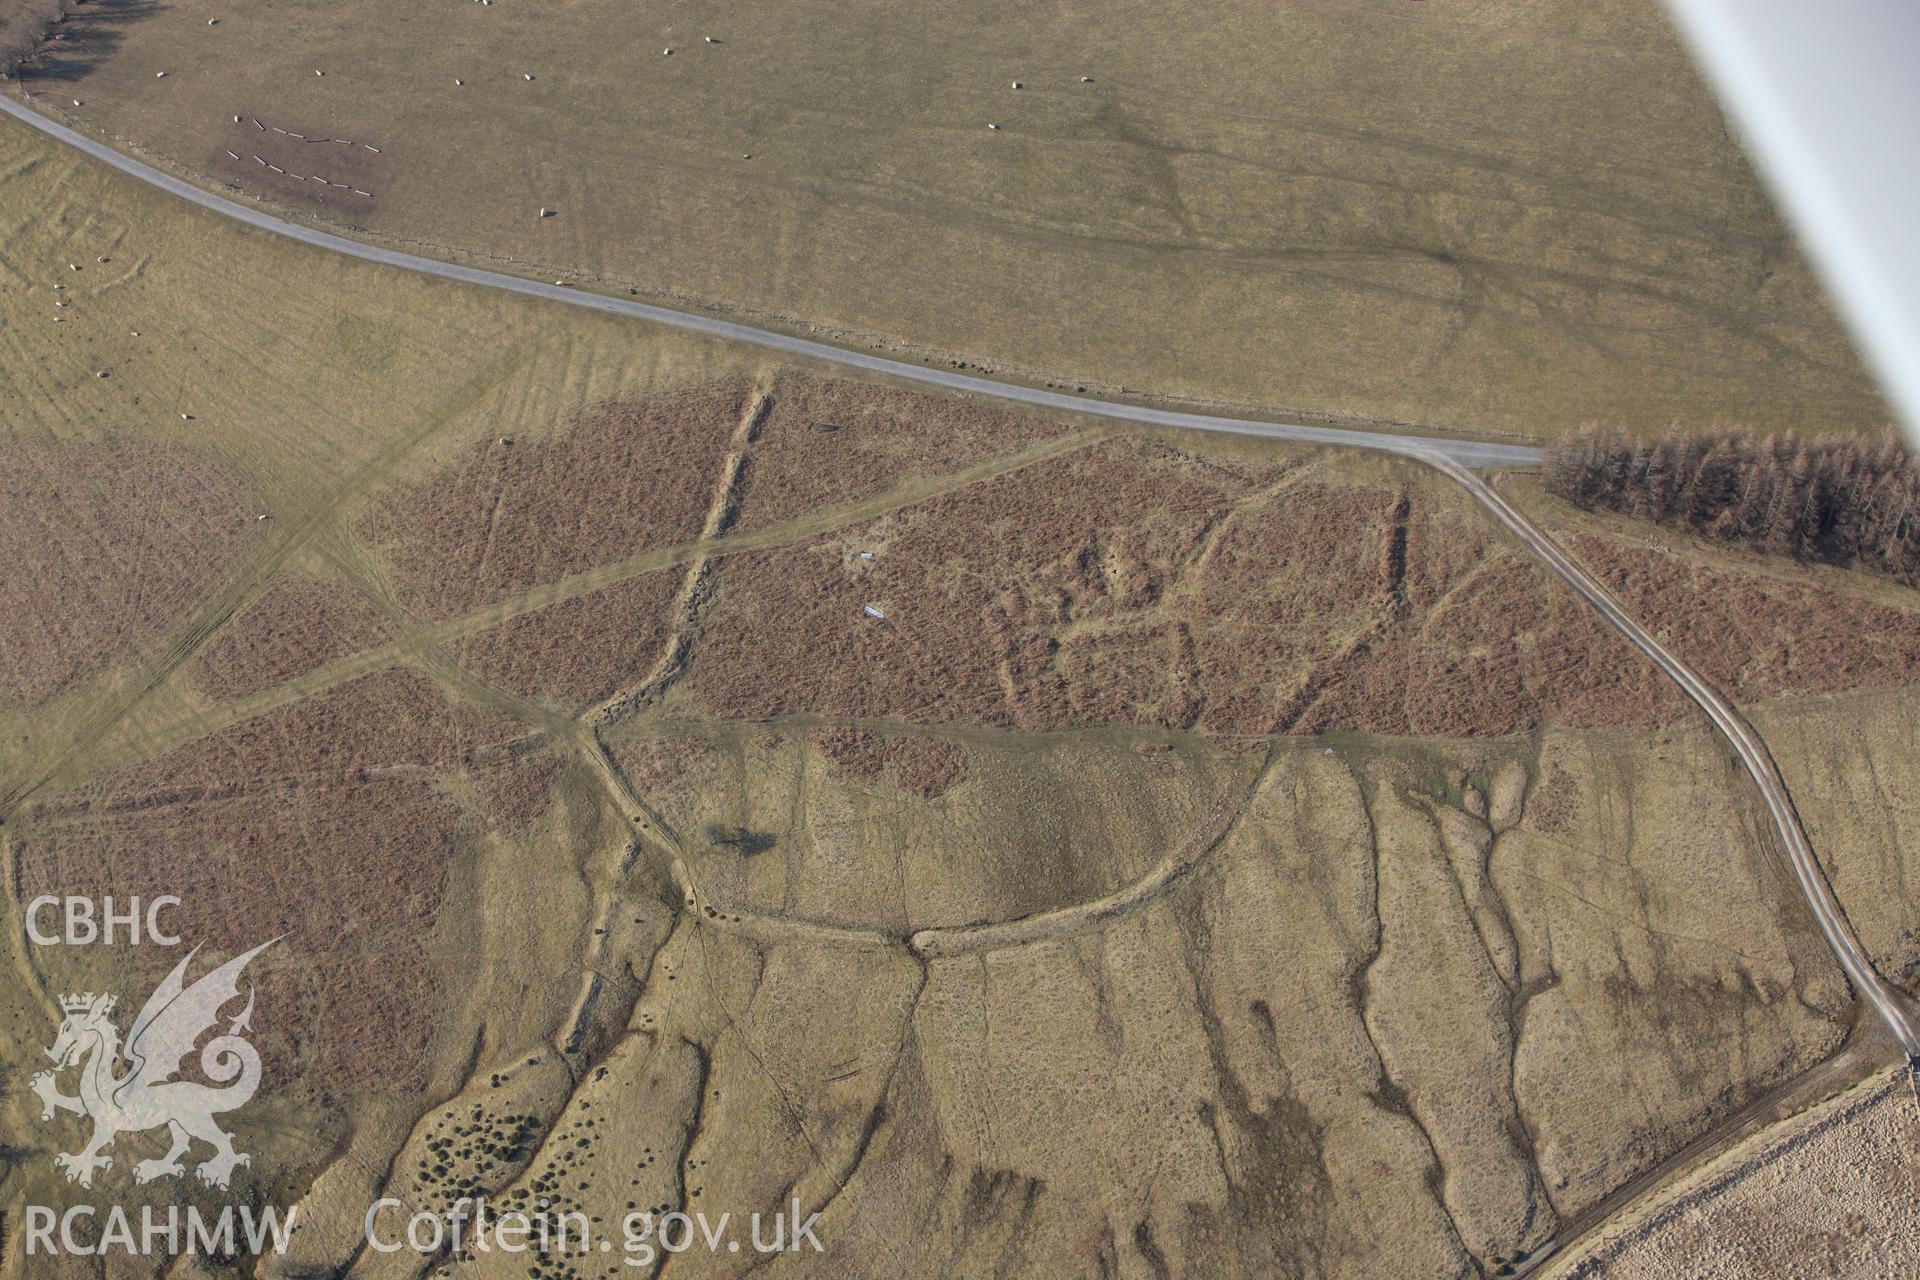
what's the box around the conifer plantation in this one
[1548,427,1920,584]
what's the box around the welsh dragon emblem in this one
[31,939,278,1189]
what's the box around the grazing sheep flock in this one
[100,9,1096,212]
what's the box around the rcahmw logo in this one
[21,1202,299,1261]
[31,938,278,1189]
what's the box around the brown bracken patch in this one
[1574,536,1920,703]
[810,727,969,800]
[197,578,394,699]
[307,943,437,1097]
[16,768,463,1101]
[730,375,1073,532]
[683,440,1697,738]
[1528,761,1580,836]
[475,749,563,831]
[69,668,525,801]
[361,386,744,619]
[684,439,1246,730]
[456,570,681,709]
[18,773,460,954]
[15,669,530,1100]
[0,440,257,705]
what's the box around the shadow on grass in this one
[704,823,778,857]
[11,0,167,86]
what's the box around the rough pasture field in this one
[596,716,1851,1276]
[8,0,1889,437]
[1756,692,1920,996]
[1503,474,1920,994]
[0,111,762,806]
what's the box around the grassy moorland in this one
[1,111,1915,1279]
[7,0,1892,439]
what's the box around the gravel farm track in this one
[6,85,1917,1269]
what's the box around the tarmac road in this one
[0,93,1541,469]
[8,90,1913,1053]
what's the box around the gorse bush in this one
[1547,426,1920,584]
